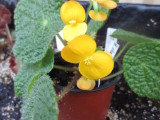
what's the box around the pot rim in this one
[54,61,122,93]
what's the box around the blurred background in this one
[119,0,160,4]
[80,0,160,5]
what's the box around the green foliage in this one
[87,20,104,38]
[13,0,64,63]
[21,75,58,120]
[14,47,54,97]
[123,42,160,99]
[112,29,160,44]
[114,0,119,2]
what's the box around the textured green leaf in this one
[123,42,160,99]
[87,20,104,38]
[21,74,58,120]
[14,47,54,97]
[13,0,64,63]
[112,29,160,44]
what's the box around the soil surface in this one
[0,43,160,120]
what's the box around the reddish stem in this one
[5,24,13,49]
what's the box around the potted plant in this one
[11,0,160,120]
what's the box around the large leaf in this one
[21,74,58,120]
[13,0,64,63]
[112,29,160,44]
[123,42,160,99]
[14,47,54,97]
[87,20,104,38]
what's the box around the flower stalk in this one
[56,73,78,101]
[54,65,76,72]
[85,1,93,23]
[5,24,13,49]
[114,42,130,61]
[101,70,123,81]
[57,33,67,46]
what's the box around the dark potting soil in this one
[107,79,160,120]
[0,47,22,120]
[0,81,22,120]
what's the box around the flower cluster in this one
[60,0,117,90]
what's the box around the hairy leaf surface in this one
[22,75,58,120]
[13,0,64,63]
[14,48,54,97]
[123,42,160,99]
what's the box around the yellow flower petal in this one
[79,51,114,80]
[61,35,96,63]
[77,76,96,90]
[63,22,87,42]
[99,0,117,9]
[89,10,107,21]
[60,1,86,24]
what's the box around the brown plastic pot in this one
[55,62,121,120]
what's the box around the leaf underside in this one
[21,75,58,120]
[13,0,64,63]
[123,42,160,99]
[87,20,104,38]
[112,29,160,44]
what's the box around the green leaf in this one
[113,0,119,2]
[21,74,58,120]
[14,47,54,97]
[123,42,160,99]
[87,20,104,38]
[13,0,64,63]
[112,29,160,44]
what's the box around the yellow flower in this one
[60,1,87,42]
[89,10,107,21]
[77,76,96,91]
[92,0,117,9]
[96,0,117,9]
[61,35,114,80]
[89,0,117,21]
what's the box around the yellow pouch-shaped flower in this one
[89,10,107,21]
[79,51,114,80]
[61,35,96,63]
[89,0,117,21]
[61,34,114,80]
[63,22,87,42]
[60,1,87,41]
[99,0,117,9]
[77,76,96,90]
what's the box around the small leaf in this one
[21,74,59,120]
[112,29,160,44]
[14,47,54,97]
[87,20,104,38]
[113,0,119,2]
[0,5,11,28]
[13,0,64,63]
[123,42,160,99]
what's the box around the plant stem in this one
[101,70,123,81]
[57,73,78,102]
[114,42,130,62]
[56,33,67,46]
[5,24,13,49]
[85,1,93,23]
[54,65,76,71]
